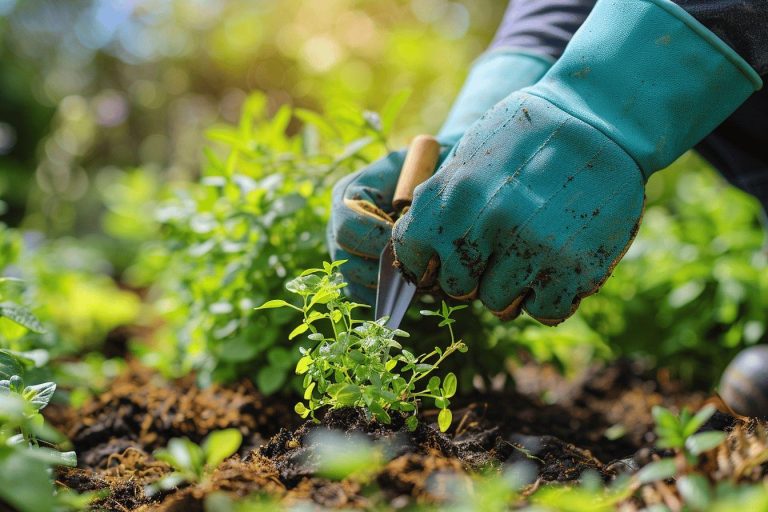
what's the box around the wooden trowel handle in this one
[392,135,440,212]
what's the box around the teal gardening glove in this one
[327,50,553,304]
[392,0,762,325]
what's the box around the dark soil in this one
[47,360,725,511]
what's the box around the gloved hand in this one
[328,50,553,304]
[392,0,762,324]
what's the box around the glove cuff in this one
[529,0,762,180]
[437,49,553,145]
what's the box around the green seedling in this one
[256,260,468,432]
[0,375,55,445]
[0,373,76,466]
[636,404,726,483]
[0,373,92,512]
[148,429,243,494]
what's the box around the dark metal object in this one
[375,242,417,329]
[719,345,768,418]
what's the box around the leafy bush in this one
[140,93,402,389]
[257,261,466,432]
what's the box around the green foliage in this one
[0,371,97,512]
[0,225,138,405]
[529,473,631,512]
[144,93,394,388]
[634,404,730,511]
[307,430,387,481]
[648,404,726,470]
[149,429,243,493]
[19,239,141,354]
[256,261,467,432]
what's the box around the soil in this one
[45,360,743,511]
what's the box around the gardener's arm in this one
[327,1,579,305]
[392,0,763,325]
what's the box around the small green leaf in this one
[636,459,677,484]
[676,474,712,511]
[256,365,286,395]
[652,406,679,431]
[438,408,452,432]
[414,364,433,373]
[0,350,23,380]
[289,323,309,340]
[683,405,717,438]
[309,290,337,308]
[369,401,391,424]
[296,356,312,375]
[419,310,439,317]
[23,382,56,411]
[304,381,315,400]
[0,303,45,333]
[442,372,457,398]
[255,299,294,310]
[427,376,440,395]
[24,447,77,468]
[328,383,361,406]
[406,415,419,431]
[685,431,726,455]
[203,429,243,469]
[295,402,310,418]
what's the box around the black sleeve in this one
[673,1,768,76]
[492,1,768,76]
[490,0,596,60]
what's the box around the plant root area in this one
[45,361,768,511]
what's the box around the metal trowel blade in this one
[375,241,416,330]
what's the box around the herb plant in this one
[636,404,726,484]
[256,261,467,432]
[149,429,243,493]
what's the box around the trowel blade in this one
[375,241,416,330]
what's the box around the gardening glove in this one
[327,50,553,305]
[392,0,762,325]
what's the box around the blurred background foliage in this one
[0,0,766,397]
[0,0,503,240]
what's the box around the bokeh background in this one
[2,0,767,398]
[1,0,503,235]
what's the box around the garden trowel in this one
[375,135,441,330]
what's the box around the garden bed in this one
[44,359,753,511]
